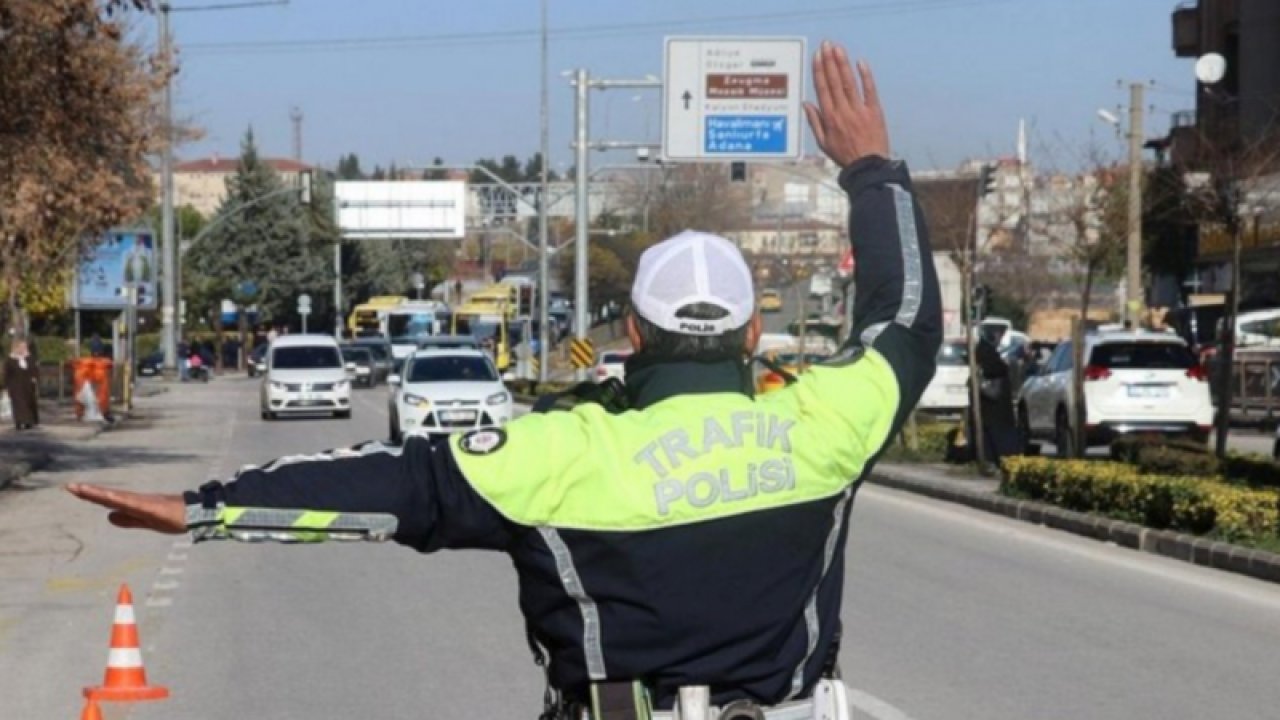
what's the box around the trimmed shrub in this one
[1001,457,1280,543]
[1221,454,1280,490]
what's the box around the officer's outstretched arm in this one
[799,42,942,454]
[68,434,514,551]
[839,156,943,434]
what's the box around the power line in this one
[170,0,287,12]
[184,0,1018,55]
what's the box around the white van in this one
[259,335,352,420]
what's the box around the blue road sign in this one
[704,115,788,154]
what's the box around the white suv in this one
[260,335,352,420]
[1017,332,1213,456]
[388,348,512,443]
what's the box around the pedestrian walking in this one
[4,339,40,431]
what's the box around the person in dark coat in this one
[4,339,40,430]
[968,326,1022,466]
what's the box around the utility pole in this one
[291,106,303,161]
[537,0,551,383]
[573,68,590,381]
[1125,82,1145,329]
[159,2,178,377]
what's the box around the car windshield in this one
[1090,342,1196,370]
[388,313,435,344]
[273,346,341,370]
[776,352,827,366]
[937,341,969,366]
[408,355,498,383]
[354,343,390,361]
[420,338,477,349]
[341,348,373,364]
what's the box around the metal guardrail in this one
[1230,351,1280,423]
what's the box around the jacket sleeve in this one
[838,156,943,437]
[182,435,515,552]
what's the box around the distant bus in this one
[385,300,449,360]
[348,296,408,338]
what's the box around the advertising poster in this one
[73,229,158,310]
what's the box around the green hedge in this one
[882,420,957,463]
[1110,436,1280,490]
[1001,457,1280,543]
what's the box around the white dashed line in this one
[848,688,917,720]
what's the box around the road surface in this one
[2,378,1279,719]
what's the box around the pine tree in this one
[185,129,329,329]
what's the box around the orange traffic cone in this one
[80,699,103,720]
[83,585,169,702]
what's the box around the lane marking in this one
[861,484,1280,610]
[848,687,917,720]
[144,596,172,608]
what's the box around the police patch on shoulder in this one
[459,428,507,456]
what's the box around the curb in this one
[868,466,1280,585]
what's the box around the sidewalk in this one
[869,461,1280,584]
[0,385,164,492]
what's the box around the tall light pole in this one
[538,0,551,382]
[159,2,178,376]
[573,68,590,381]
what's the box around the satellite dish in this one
[1195,53,1227,85]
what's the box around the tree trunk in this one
[238,309,249,372]
[212,308,225,374]
[1080,263,1096,328]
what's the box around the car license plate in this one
[1127,385,1170,398]
[301,392,318,401]
[441,410,476,422]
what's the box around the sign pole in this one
[574,68,591,382]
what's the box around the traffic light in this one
[970,284,990,322]
[730,161,746,183]
[978,163,997,198]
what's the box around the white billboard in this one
[334,181,466,240]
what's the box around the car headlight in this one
[270,381,287,391]
[403,393,429,407]
[486,391,510,406]
[334,380,349,391]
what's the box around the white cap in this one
[630,230,755,336]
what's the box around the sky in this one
[157,0,1197,174]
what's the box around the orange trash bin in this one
[72,358,113,420]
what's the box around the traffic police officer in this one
[69,42,941,719]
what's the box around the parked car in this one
[349,337,394,385]
[387,348,512,444]
[417,335,481,352]
[593,350,631,383]
[247,343,268,378]
[918,339,970,413]
[1016,331,1213,457]
[339,345,377,388]
[137,351,164,378]
[259,335,352,421]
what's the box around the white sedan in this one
[388,349,513,444]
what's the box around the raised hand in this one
[67,483,187,534]
[803,41,890,168]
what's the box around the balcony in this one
[1173,4,1201,57]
